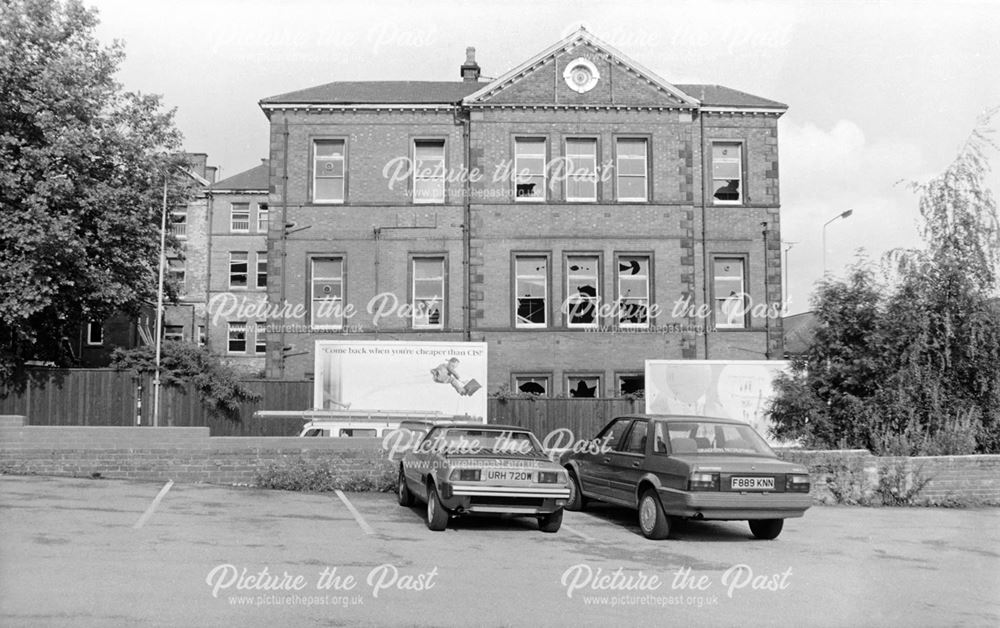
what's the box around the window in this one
[164,325,184,342]
[168,258,185,289]
[713,257,747,329]
[412,257,444,329]
[514,255,547,328]
[313,140,345,203]
[596,417,632,451]
[257,205,269,232]
[86,321,103,345]
[170,210,187,238]
[625,420,648,454]
[514,138,546,201]
[565,138,597,201]
[196,325,206,347]
[712,142,742,203]
[229,252,248,289]
[617,373,645,396]
[311,257,344,329]
[566,255,599,328]
[567,375,600,398]
[255,322,267,354]
[617,255,650,327]
[256,252,267,289]
[616,138,648,201]
[230,203,250,232]
[513,374,550,397]
[227,322,246,353]
[413,140,445,203]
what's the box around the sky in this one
[89,0,1000,315]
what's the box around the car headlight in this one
[538,471,562,484]
[689,472,719,491]
[785,474,811,493]
[450,468,481,482]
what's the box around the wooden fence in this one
[0,369,641,437]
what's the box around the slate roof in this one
[675,84,787,109]
[209,160,269,192]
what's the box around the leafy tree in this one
[111,341,261,421]
[771,111,1000,454]
[0,0,188,382]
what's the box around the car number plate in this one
[731,477,775,490]
[485,470,533,482]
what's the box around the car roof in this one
[611,414,750,426]
[431,423,532,432]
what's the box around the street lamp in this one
[822,209,854,274]
[782,241,797,311]
[152,175,168,428]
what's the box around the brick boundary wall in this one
[1,416,998,503]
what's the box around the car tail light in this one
[689,472,719,491]
[538,471,561,484]
[451,469,481,482]
[785,474,810,493]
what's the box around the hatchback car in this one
[562,415,811,540]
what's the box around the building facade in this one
[258,29,785,395]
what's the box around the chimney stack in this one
[460,47,481,82]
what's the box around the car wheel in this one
[749,518,784,540]
[538,508,563,533]
[397,467,414,507]
[638,489,671,540]
[425,484,449,531]
[565,470,586,511]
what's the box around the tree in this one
[770,111,1000,454]
[0,0,188,382]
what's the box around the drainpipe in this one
[204,191,214,350]
[461,109,472,341]
[278,117,289,377]
[699,111,710,360]
[762,221,771,359]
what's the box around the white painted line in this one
[562,523,595,542]
[133,480,174,529]
[335,490,375,535]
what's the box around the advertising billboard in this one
[314,340,488,421]
[644,360,789,443]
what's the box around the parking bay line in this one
[335,490,375,535]
[562,523,596,542]
[133,480,174,529]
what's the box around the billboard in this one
[644,360,789,443]
[314,340,488,421]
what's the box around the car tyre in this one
[638,489,671,540]
[538,508,563,533]
[425,484,449,531]
[565,470,586,511]
[397,467,415,507]
[749,518,784,540]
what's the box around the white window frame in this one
[230,203,250,233]
[565,138,597,202]
[617,254,650,329]
[712,142,743,205]
[413,140,445,204]
[713,256,748,329]
[514,255,548,328]
[514,137,547,202]
[227,321,247,354]
[170,210,187,238]
[311,257,344,330]
[412,257,445,330]
[513,374,551,397]
[615,138,648,202]
[164,325,185,342]
[86,321,103,346]
[565,254,600,329]
[256,252,267,289]
[313,139,345,203]
[229,252,248,289]
[257,206,269,232]
[254,321,267,355]
[566,374,602,398]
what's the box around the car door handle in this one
[631,461,641,468]
[602,458,610,464]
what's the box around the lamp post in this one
[152,175,168,428]
[782,241,797,312]
[822,209,854,274]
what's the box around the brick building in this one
[258,28,786,396]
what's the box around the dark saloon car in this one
[397,424,570,532]
[562,415,811,540]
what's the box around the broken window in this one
[565,138,597,201]
[230,203,250,232]
[254,321,267,354]
[227,321,246,354]
[617,373,645,396]
[514,375,550,397]
[566,255,599,327]
[617,255,650,327]
[167,258,185,290]
[413,140,445,203]
[713,257,747,329]
[170,210,187,238]
[86,321,103,345]
[413,257,445,329]
[311,257,344,329]
[164,325,185,342]
[567,375,600,398]
[256,252,267,289]
[514,138,546,201]
[229,252,248,289]
[616,138,648,201]
[712,142,742,203]
[515,256,547,327]
[313,140,345,203]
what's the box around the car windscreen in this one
[428,429,543,455]
[655,421,774,456]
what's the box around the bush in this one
[254,458,395,493]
